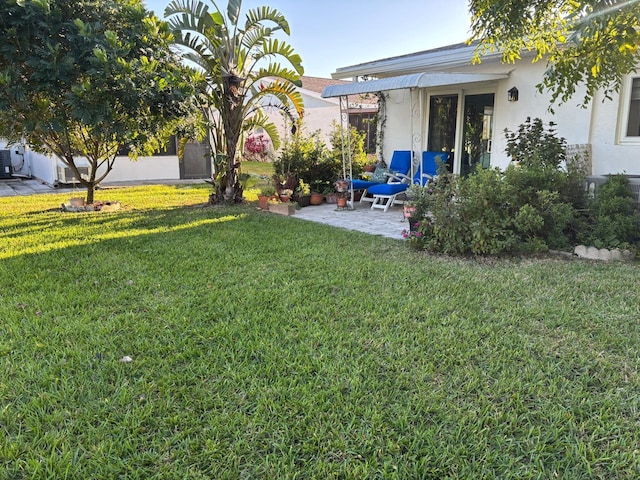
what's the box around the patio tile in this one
[293,202,409,240]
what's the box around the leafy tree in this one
[0,0,199,204]
[469,0,640,106]
[166,0,305,204]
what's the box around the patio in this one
[293,200,409,240]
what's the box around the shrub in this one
[580,174,640,249]
[273,121,370,191]
[328,121,369,178]
[409,118,588,255]
[273,126,329,182]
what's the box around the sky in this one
[144,0,472,78]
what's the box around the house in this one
[2,76,376,186]
[321,42,640,196]
[255,75,378,155]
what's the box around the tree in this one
[469,0,640,106]
[165,0,304,204]
[0,0,200,203]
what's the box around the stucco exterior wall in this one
[97,155,180,182]
[589,84,640,176]
[381,59,609,173]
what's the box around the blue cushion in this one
[367,182,409,196]
[350,179,379,190]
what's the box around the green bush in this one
[580,174,640,249]
[273,122,370,192]
[408,118,589,255]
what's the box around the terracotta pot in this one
[310,193,324,205]
[337,196,348,208]
[364,165,376,173]
[279,195,291,203]
[325,193,337,204]
[258,195,269,210]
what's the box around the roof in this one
[300,75,378,108]
[331,42,508,80]
[321,72,509,98]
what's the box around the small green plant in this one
[260,185,276,197]
[295,179,311,196]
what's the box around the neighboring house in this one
[2,76,378,185]
[1,136,209,187]
[322,42,640,195]
[254,75,378,155]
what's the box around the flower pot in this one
[364,164,376,173]
[325,193,337,204]
[294,194,311,207]
[258,195,269,210]
[310,193,324,205]
[279,195,291,203]
[337,196,348,208]
[353,190,363,201]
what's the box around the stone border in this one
[574,245,635,262]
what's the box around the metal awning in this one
[321,72,509,98]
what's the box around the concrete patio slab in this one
[293,201,409,240]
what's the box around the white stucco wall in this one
[379,58,640,175]
[97,155,180,182]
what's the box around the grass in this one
[1,185,640,478]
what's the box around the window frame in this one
[617,75,640,144]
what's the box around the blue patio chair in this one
[367,151,450,212]
[348,150,412,203]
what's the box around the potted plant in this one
[258,185,276,210]
[334,179,349,208]
[323,186,337,204]
[309,180,326,205]
[278,188,293,202]
[292,179,311,207]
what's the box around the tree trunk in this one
[86,183,95,204]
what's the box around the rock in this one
[573,244,635,262]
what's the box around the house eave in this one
[331,42,506,80]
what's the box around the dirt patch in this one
[61,199,121,212]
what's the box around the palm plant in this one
[165,0,305,203]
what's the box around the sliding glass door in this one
[426,92,495,175]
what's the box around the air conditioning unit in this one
[586,175,640,204]
[0,150,12,179]
[628,177,640,204]
[57,166,89,184]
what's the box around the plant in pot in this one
[278,188,293,202]
[258,185,276,210]
[323,186,337,204]
[292,179,311,207]
[309,180,326,205]
[334,179,349,208]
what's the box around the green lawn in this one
[1,185,640,478]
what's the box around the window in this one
[626,78,640,137]
[619,77,640,143]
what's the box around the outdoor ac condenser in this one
[57,166,89,184]
[0,150,12,179]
